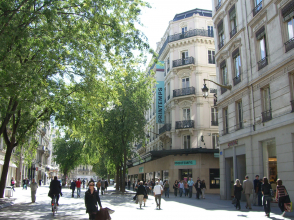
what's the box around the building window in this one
[183,108,190,120]
[182,77,190,88]
[183,135,191,149]
[218,21,224,50]
[208,50,215,64]
[182,26,188,38]
[256,26,268,70]
[290,73,294,112]
[223,107,229,135]
[220,60,228,94]
[212,133,219,149]
[262,86,272,122]
[181,51,189,64]
[211,107,218,126]
[236,101,243,130]
[210,169,220,189]
[232,49,241,85]
[229,6,237,38]
[253,0,262,17]
[284,7,294,52]
[208,26,214,37]
[216,0,221,11]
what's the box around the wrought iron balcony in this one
[261,109,272,122]
[257,57,268,70]
[218,39,224,50]
[221,87,227,94]
[159,123,171,134]
[230,26,237,38]
[285,37,294,53]
[291,100,294,112]
[222,127,229,135]
[235,122,243,131]
[233,74,241,86]
[215,2,221,12]
[175,120,194,129]
[172,57,195,68]
[169,29,214,42]
[253,1,262,17]
[173,87,195,98]
[211,121,218,126]
[210,88,217,94]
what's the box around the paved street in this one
[0,185,293,219]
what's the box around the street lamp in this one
[202,79,232,98]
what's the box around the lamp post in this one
[201,79,232,98]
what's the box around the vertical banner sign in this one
[156,61,165,124]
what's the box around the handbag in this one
[232,197,236,204]
[284,202,293,212]
[96,207,113,220]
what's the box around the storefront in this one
[128,148,220,193]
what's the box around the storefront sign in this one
[228,139,238,147]
[214,153,219,158]
[139,167,144,173]
[156,61,165,124]
[174,160,196,166]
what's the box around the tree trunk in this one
[120,162,123,192]
[115,165,120,191]
[0,145,13,198]
[122,145,127,193]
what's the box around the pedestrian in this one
[187,177,194,198]
[39,178,42,186]
[105,179,108,192]
[151,179,155,194]
[96,180,101,195]
[253,175,260,206]
[48,176,62,206]
[85,180,102,220]
[101,178,106,195]
[276,179,289,217]
[143,182,149,206]
[154,182,163,209]
[201,180,206,199]
[23,178,27,190]
[158,178,163,187]
[195,177,202,199]
[234,179,243,210]
[173,180,178,197]
[11,177,15,191]
[71,179,76,197]
[243,175,253,209]
[184,180,189,197]
[128,179,131,190]
[133,180,136,191]
[30,178,38,203]
[82,179,85,189]
[26,178,30,188]
[164,180,170,198]
[179,180,184,197]
[136,181,147,209]
[261,177,272,217]
[76,178,81,197]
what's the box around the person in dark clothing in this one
[128,179,131,190]
[234,179,243,210]
[261,177,272,217]
[195,178,202,199]
[71,180,76,197]
[173,180,178,197]
[136,181,147,209]
[85,180,102,220]
[49,176,62,205]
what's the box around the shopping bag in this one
[284,202,293,212]
[232,197,236,204]
[96,207,113,220]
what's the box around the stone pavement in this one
[0,185,293,219]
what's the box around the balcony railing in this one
[235,122,243,131]
[233,74,241,86]
[175,120,194,129]
[222,127,229,136]
[230,26,237,38]
[285,37,294,53]
[169,29,214,42]
[210,88,217,94]
[218,39,224,50]
[262,109,272,122]
[172,57,195,68]
[159,123,171,134]
[291,100,294,112]
[253,1,262,17]
[173,86,195,98]
[257,57,268,70]
[221,87,227,94]
[215,2,221,12]
[211,121,218,126]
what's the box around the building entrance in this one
[180,169,192,182]
[263,139,277,184]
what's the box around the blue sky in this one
[139,0,213,64]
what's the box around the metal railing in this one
[253,1,262,17]
[170,29,213,42]
[230,26,237,38]
[159,123,171,134]
[211,121,218,126]
[261,109,272,122]
[175,120,194,129]
[257,57,268,70]
[210,88,217,94]
[233,74,241,86]
[221,87,227,94]
[172,57,195,68]
[235,122,243,131]
[218,39,224,50]
[285,37,294,53]
[291,100,294,112]
[215,2,221,11]
[173,87,195,98]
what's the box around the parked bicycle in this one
[51,194,58,216]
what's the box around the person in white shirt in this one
[158,178,163,187]
[154,182,163,209]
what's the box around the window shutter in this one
[256,26,265,40]
[282,0,294,22]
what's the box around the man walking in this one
[188,177,194,198]
[253,175,259,206]
[154,182,163,209]
[71,180,76,198]
[243,175,254,209]
[76,178,81,198]
[101,178,106,195]
[195,177,202,199]
[179,180,184,197]
[30,178,38,203]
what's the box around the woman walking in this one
[276,179,289,217]
[201,180,206,199]
[261,177,272,217]
[136,181,147,209]
[173,180,178,197]
[234,179,243,210]
[85,180,102,220]
[11,177,15,191]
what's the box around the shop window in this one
[262,139,277,184]
[210,168,220,189]
[180,169,192,182]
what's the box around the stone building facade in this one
[212,0,294,200]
